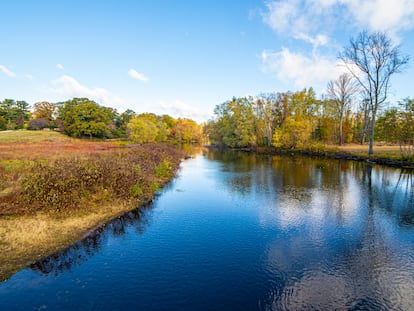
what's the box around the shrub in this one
[28,118,49,130]
[155,160,173,178]
[18,143,182,213]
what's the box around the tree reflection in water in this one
[30,205,153,276]
[204,149,414,310]
[206,148,414,230]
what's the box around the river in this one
[1,148,414,310]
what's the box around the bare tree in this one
[327,73,359,145]
[340,31,409,156]
[255,93,279,146]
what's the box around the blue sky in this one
[1,0,414,122]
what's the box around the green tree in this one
[375,109,399,143]
[0,99,30,129]
[212,97,257,147]
[0,116,6,130]
[397,98,414,159]
[119,109,136,129]
[58,98,113,138]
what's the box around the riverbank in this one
[207,143,414,169]
[0,131,183,281]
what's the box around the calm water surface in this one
[1,149,414,310]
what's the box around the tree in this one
[272,116,312,149]
[32,101,56,121]
[171,118,202,143]
[397,98,414,159]
[0,116,6,130]
[374,108,399,143]
[326,73,359,145]
[57,98,113,138]
[255,93,279,146]
[119,109,136,130]
[340,31,409,156]
[127,116,159,143]
[211,97,258,148]
[0,99,30,129]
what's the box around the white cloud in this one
[51,75,127,109]
[158,100,211,122]
[24,74,34,80]
[0,65,16,77]
[128,69,149,82]
[263,0,414,41]
[56,64,64,70]
[264,0,301,34]
[263,0,334,49]
[261,0,414,91]
[295,33,329,48]
[261,48,344,91]
[341,0,414,33]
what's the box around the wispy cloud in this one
[128,69,149,82]
[261,48,344,91]
[158,100,211,122]
[24,74,34,80]
[263,0,334,49]
[56,64,64,70]
[0,65,16,77]
[51,75,127,109]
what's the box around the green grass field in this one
[0,129,71,143]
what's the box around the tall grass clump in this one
[10,143,182,214]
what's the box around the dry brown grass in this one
[331,143,403,158]
[0,202,133,281]
[0,130,118,162]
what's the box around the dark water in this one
[1,149,414,310]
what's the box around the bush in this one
[307,143,326,153]
[155,160,173,178]
[18,143,182,213]
[28,118,49,130]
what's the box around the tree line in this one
[204,91,413,148]
[0,97,203,144]
[205,31,411,157]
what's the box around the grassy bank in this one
[0,130,183,281]
[219,143,414,169]
[322,144,413,168]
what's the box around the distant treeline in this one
[204,89,414,155]
[0,97,203,144]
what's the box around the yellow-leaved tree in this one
[272,116,312,149]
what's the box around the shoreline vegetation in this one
[0,130,184,281]
[206,144,414,169]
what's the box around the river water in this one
[1,149,414,310]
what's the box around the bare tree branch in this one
[339,31,409,156]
